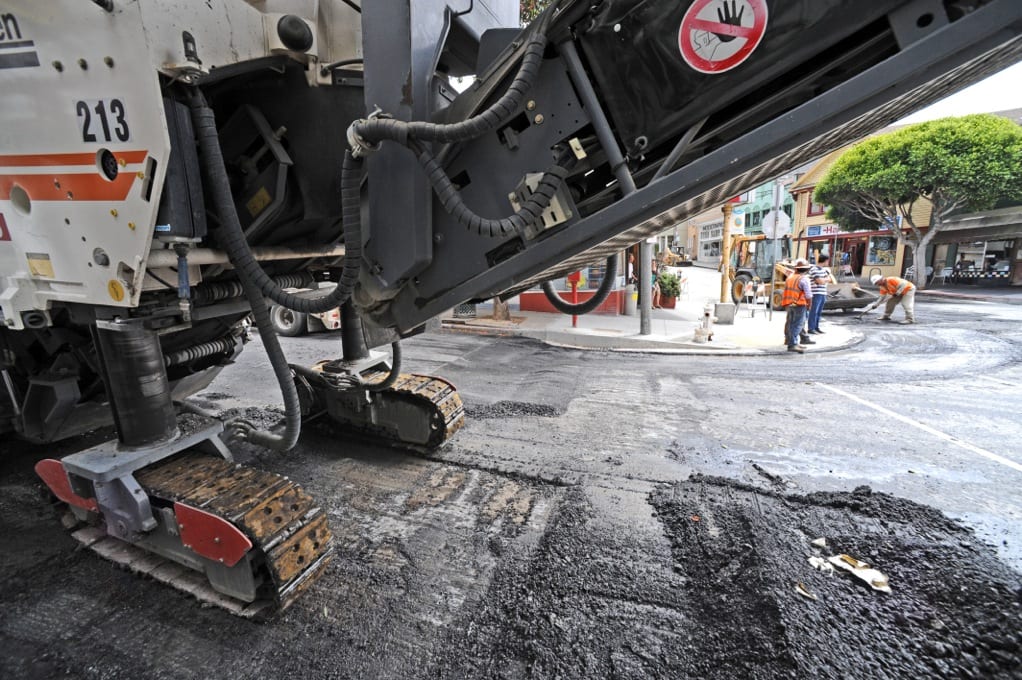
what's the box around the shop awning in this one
[930,207,1022,244]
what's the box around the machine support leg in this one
[340,301,370,362]
[93,321,179,447]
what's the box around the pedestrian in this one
[651,259,662,309]
[866,274,916,323]
[782,259,813,352]
[807,254,836,334]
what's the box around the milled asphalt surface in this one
[1,286,1020,679]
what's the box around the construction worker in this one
[866,274,916,323]
[782,259,813,352]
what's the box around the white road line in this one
[816,382,1022,474]
[974,375,1015,388]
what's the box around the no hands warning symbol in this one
[678,0,768,74]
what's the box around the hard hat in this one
[793,258,811,271]
[870,274,882,284]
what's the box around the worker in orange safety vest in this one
[782,259,813,352]
[865,274,916,323]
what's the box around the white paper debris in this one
[827,554,891,593]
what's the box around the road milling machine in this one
[1,0,1020,617]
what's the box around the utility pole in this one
[719,203,733,303]
[639,240,652,335]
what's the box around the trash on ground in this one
[811,537,828,548]
[796,582,818,601]
[828,554,892,593]
[808,556,834,574]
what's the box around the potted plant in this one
[657,272,681,309]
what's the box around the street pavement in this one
[442,264,1022,354]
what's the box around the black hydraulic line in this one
[539,38,635,316]
[189,91,362,315]
[651,117,707,182]
[350,1,561,151]
[540,255,618,315]
[188,91,303,451]
[365,342,401,392]
[413,141,568,237]
[223,261,302,451]
[319,57,363,77]
[192,272,313,305]
[164,334,237,367]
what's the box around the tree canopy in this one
[814,113,1022,285]
[520,0,551,25]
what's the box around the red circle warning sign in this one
[678,0,768,74]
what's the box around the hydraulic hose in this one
[414,142,568,237]
[189,91,302,450]
[189,92,363,314]
[540,255,619,315]
[365,342,401,392]
[224,261,302,451]
[349,1,561,151]
[288,341,401,393]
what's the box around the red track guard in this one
[35,459,99,512]
[174,502,253,567]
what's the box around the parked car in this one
[269,283,342,336]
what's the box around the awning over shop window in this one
[930,206,1022,244]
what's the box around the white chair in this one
[931,267,952,286]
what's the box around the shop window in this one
[867,236,896,265]
[807,195,826,216]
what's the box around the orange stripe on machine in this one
[0,150,148,167]
[0,171,139,202]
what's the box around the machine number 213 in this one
[76,99,130,143]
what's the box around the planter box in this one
[659,296,676,309]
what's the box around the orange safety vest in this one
[781,273,809,307]
[878,277,915,296]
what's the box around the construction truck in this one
[2,0,1019,618]
[726,234,792,304]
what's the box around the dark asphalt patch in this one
[465,401,562,419]
[652,478,1022,679]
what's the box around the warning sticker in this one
[678,0,768,75]
[27,252,54,278]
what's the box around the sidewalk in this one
[441,267,864,355]
[442,266,1022,354]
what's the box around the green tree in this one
[814,114,1022,287]
[520,0,551,25]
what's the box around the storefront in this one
[931,206,1022,285]
[798,224,905,279]
[699,220,723,261]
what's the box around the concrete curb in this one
[440,320,867,356]
[916,289,1022,305]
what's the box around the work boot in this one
[787,345,805,353]
[814,328,825,334]
[801,338,816,345]
[899,319,915,325]
[879,316,893,322]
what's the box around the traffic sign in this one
[761,209,791,239]
[678,0,769,74]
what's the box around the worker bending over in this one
[867,274,916,324]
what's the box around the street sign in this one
[761,209,791,239]
[678,0,769,74]
[731,206,745,235]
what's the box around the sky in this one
[897,61,1022,124]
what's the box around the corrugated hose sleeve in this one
[414,143,568,237]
